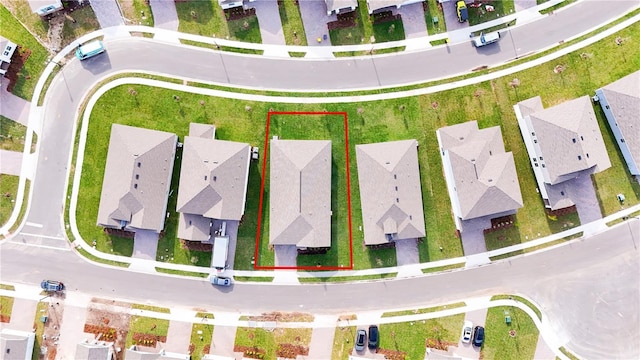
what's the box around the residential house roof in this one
[367,0,406,13]
[269,139,332,248]
[437,121,523,221]
[520,96,611,185]
[28,0,62,14]
[356,140,426,245]
[0,329,35,360]
[125,347,189,360]
[325,0,358,13]
[188,123,215,139]
[97,124,177,232]
[75,339,113,360]
[0,36,17,64]
[596,71,640,174]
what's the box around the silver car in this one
[210,276,232,287]
[461,321,473,343]
[354,329,367,351]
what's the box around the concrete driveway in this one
[453,307,487,359]
[149,0,179,31]
[0,298,36,332]
[223,220,239,270]
[0,150,22,176]
[133,230,159,260]
[565,171,603,224]
[299,0,336,46]
[0,81,30,126]
[56,303,89,360]
[396,2,427,39]
[90,0,124,28]
[210,324,237,358]
[442,0,468,32]
[274,245,297,267]
[459,217,490,255]
[395,239,419,266]
[164,320,192,353]
[252,0,285,45]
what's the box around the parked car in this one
[354,329,367,351]
[368,325,379,349]
[209,275,232,287]
[473,326,485,347]
[40,280,64,292]
[461,321,473,343]
[471,31,501,47]
[75,40,105,61]
[456,0,469,22]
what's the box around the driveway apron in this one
[298,0,336,46]
[132,230,159,260]
[395,238,420,266]
[395,2,428,39]
[0,82,30,126]
[210,325,238,357]
[0,150,23,176]
[56,304,89,360]
[514,0,538,12]
[90,0,125,28]
[164,320,192,353]
[149,0,179,31]
[307,324,336,360]
[252,0,285,45]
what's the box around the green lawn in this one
[468,0,515,26]
[372,19,406,43]
[190,320,214,360]
[1,115,28,152]
[330,3,406,46]
[0,296,14,319]
[228,16,262,43]
[0,175,20,227]
[176,0,229,38]
[379,314,465,360]
[0,5,50,100]
[61,6,100,45]
[482,306,539,360]
[32,302,48,360]
[332,326,356,360]
[234,327,312,360]
[424,0,445,35]
[278,1,307,46]
[119,0,154,26]
[125,316,170,348]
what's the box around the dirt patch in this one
[86,300,132,360]
[425,338,457,351]
[180,239,212,252]
[132,332,167,347]
[37,300,65,360]
[0,314,10,322]
[277,343,309,358]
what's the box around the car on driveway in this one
[473,326,485,347]
[456,0,469,22]
[461,321,473,343]
[368,325,379,349]
[40,280,64,292]
[210,275,232,287]
[354,329,367,351]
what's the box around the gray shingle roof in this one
[75,340,113,360]
[437,121,523,220]
[269,139,332,248]
[596,70,640,175]
[97,124,177,232]
[325,0,358,12]
[356,140,426,245]
[367,0,406,12]
[188,123,215,139]
[0,329,34,360]
[519,96,611,185]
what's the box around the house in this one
[217,0,255,10]
[595,71,640,179]
[75,338,114,360]
[325,0,358,15]
[269,139,332,251]
[437,121,523,230]
[0,328,35,360]
[96,124,177,233]
[356,140,426,246]
[126,346,189,360]
[514,96,611,210]
[366,0,423,14]
[176,123,250,242]
[28,0,63,17]
[0,36,17,76]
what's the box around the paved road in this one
[2,221,638,358]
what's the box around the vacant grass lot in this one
[379,314,464,359]
[0,175,19,226]
[278,1,307,46]
[468,0,515,26]
[61,6,100,44]
[482,306,539,360]
[330,2,406,46]
[234,327,312,360]
[0,5,49,100]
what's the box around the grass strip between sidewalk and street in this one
[382,302,466,317]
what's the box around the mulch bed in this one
[104,228,135,239]
[376,348,407,360]
[224,7,256,21]
[371,11,402,25]
[180,239,212,251]
[233,345,265,359]
[425,338,457,351]
[367,241,396,250]
[203,344,210,354]
[83,324,117,341]
[132,332,167,347]
[4,47,31,94]
[328,11,357,31]
[483,215,516,234]
[0,315,10,323]
[277,343,309,358]
[545,205,577,216]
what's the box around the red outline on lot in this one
[253,111,354,270]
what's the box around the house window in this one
[539,157,543,160]
[396,198,399,203]
[204,175,208,181]
[586,153,590,158]
[489,150,492,155]
[531,132,535,136]
[578,155,582,160]
[409,215,413,220]
[394,174,397,179]
[580,136,584,141]
[561,191,565,196]
[134,184,138,189]
[534,163,539,167]
[137,162,141,168]
[534,139,537,144]
[605,105,610,109]
[135,174,139,179]
[572,138,576,143]
[542,164,546,168]
[621,138,625,143]
[395,186,398,191]
[213,176,217,181]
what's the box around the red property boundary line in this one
[253,111,354,270]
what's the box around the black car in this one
[473,326,485,347]
[368,325,379,349]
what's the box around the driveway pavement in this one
[307,315,337,360]
[133,230,159,260]
[210,325,237,357]
[149,0,179,31]
[442,0,467,32]
[90,0,125,28]
[220,220,239,270]
[274,245,297,267]
[164,320,192,353]
[395,239,419,266]
[299,0,336,46]
[459,217,490,255]
[533,335,557,359]
[0,297,36,332]
[0,150,23,176]
[252,0,285,45]
[396,2,427,39]
[515,0,538,12]
[566,171,603,224]
[56,303,89,360]
[453,307,487,359]
[0,82,30,126]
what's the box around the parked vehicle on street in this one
[40,280,64,292]
[209,276,232,287]
[473,326,485,347]
[461,321,473,343]
[368,325,379,349]
[456,0,469,22]
[75,40,105,60]
[354,329,367,351]
[471,31,501,47]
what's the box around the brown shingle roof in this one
[97,124,177,232]
[356,140,426,245]
[269,140,332,248]
[437,121,523,221]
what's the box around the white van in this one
[471,31,501,47]
[212,236,229,272]
[75,40,105,60]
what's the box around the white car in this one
[461,321,473,343]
